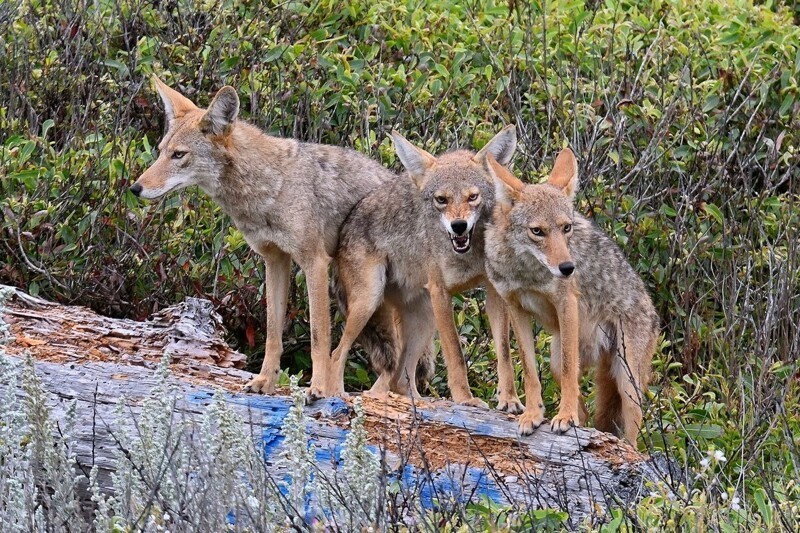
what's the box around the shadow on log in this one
[0,285,666,525]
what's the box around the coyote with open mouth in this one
[329,126,524,413]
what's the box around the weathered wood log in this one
[0,285,664,524]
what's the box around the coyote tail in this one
[415,337,436,391]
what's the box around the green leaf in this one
[682,423,724,439]
[41,119,55,139]
[703,203,724,225]
[264,47,285,63]
[103,58,130,77]
[703,95,720,113]
[779,93,794,115]
[754,488,772,523]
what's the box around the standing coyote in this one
[131,77,395,399]
[484,149,659,444]
[330,126,524,412]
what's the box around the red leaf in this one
[245,321,256,348]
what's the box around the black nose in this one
[451,219,468,235]
[558,262,575,277]
[130,183,142,197]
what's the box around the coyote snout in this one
[447,218,472,254]
[558,261,575,276]
[430,185,482,254]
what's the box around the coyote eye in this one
[467,192,480,202]
[172,150,187,160]
[563,224,572,233]
[434,195,448,205]
[529,227,544,237]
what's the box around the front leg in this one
[244,246,291,394]
[428,281,488,408]
[507,303,546,435]
[485,283,523,414]
[304,254,337,401]
[550,286,581,433]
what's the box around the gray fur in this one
[133,80,398,397]
[486,213,660,353]
[485,168,660,439]
[334,134,516,403]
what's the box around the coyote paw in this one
[550,410,581,434]
[304,384,348,405]
[243,375,276,395]
[304,386,326,404]
[517,409,545,436]
[496,395,524,415]
[363,388,391,400]
[459,397,489,409]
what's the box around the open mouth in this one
[449,228,473,254]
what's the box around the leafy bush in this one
[1,0,799,529]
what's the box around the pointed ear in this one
[390,130,436,187]
[153,75,198,123]
[547,148,579,200]
[474,124,517,166]
[200,86,239,136]
[485,153,524,210]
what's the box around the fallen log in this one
[0,285,665,525]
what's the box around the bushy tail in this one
[332,262,397,374]
[415,336,436,392]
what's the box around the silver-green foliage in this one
[0,352,385,532]
[0,355,86,532]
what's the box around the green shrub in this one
[1,1,799,528]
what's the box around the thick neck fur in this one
[202,121,296,219]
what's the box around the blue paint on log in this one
[315,397,350,418]
[399,464,503,508]
[468,468,504,503]
[188,392,507,509]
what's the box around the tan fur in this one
[330,126,524,413]
[485,150,659,444]
[132,77,396,399]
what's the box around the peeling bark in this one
[0,285,663,523]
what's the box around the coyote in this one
[484,149,659,444]
[131,77,395,399]
[329,126,524,412]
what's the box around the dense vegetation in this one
[2,0,799,529]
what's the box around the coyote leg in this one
[550,289,581,433]
[486,284,522,414]
[327,261,387,399]
[390,294,435,398]
[507,303,545,435]
[429,281,487,408]
[244,246,291,395]
[305,254,335,400]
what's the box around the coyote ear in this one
[474,124,517,166]
[200,86,239,136]
[485,153,524,210]
[390,130,436,187]
[153,75,198,123]
[547,148,579,200]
